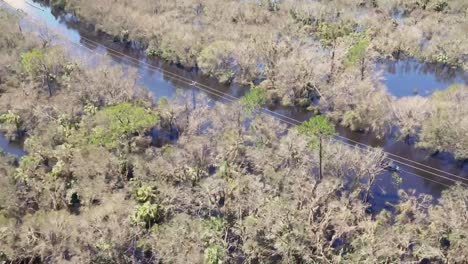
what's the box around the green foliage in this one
[19,47,67,96]
[88,103,159,149]
[297,115,336,147]
[298,116,336,179]
[204,244,224,264]
[0,111,21,128]
[3,1,468,262]
[130,201,161,228]
[316,21,354,46]
[57,114,78,138]
[14,154,42,182]
[206,217,226,234]
[20,48,45,77]
[158,96,169,107]
[135,185,155,203]
[147,42,177,62]
[201,217,226,262]
[95,239,112,252]
[83,103,98,116]
[342,110,363,131]
[146,48,159,57]
[49,159,66,178]
[197,41,236,83]
[218,160,230,178]
[241,86,267,115]
[346,33,370,65]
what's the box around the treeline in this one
[0,7,468,264]
[43,0,468,159]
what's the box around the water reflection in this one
[378,59,468,97]
[0,133,26,157]
[2,0,468,211]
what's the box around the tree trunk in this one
[46,76,53,97]
[42,74,53,97]
[329,44,336,83]
[364,174,375,203]
[360,56,366,81]
[319,137,323,181]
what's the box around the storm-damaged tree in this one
[418,84,468,160]
[316,21,353,82]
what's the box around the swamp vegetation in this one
[0,2,467,264]
[43,0,468,159]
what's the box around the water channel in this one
[1,0,467,211]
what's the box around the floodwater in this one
[1,0,467,211]
[378,59,468,97]
[0,133,26,156]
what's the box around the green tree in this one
[21,47,66,97]
[241,86,267,116]
[316,21,353,82]
[88,103,159,151]
[297,116,336,180]
[346,33,370,80]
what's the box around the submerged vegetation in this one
[0,3,467,264]
[41,0,468,159]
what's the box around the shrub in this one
[130,201,161,228]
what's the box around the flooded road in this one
[1,0,467,210]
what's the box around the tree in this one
[241,86,267,116]
[197,41,236,83]
[297,115,336,180]
[392,96,429,142]
[86,103,159,151]
[346,33,370,80]
[20,47,66,97]
[418,85,468,160]
[316,21,353,82]
[423,184,468,262]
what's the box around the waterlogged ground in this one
[1,0,468,212]
[0,133,26,156]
